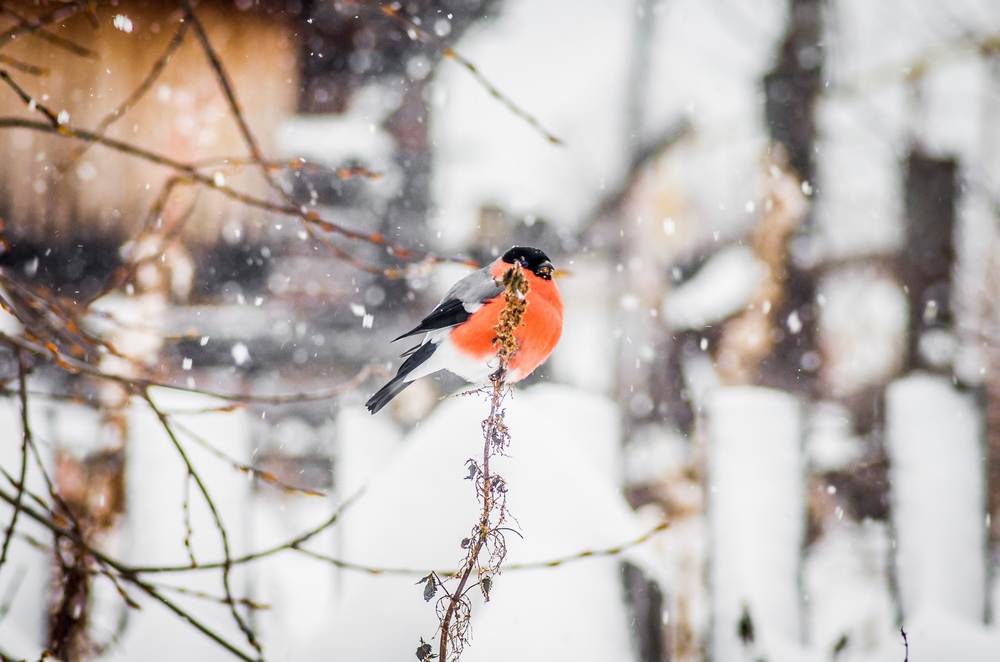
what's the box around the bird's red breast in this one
[449,260,563,382]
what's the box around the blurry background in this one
[1,0,1000,660]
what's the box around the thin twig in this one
[139,580,270,611]
[170,417,326,497]
[125,488,366,575]
[181,0,295,211]
[60,19,191,171]
[190,156,381,180]
[124,520,669,578]
[0,562,25,623]
[0,484,258,662]
[0,69,59,125]
[377,3,564,145]
[0,3,97,59]
[0,329,379,404]
[182,473,197,568]
[501,521,670,570]
[0,351,30,578]
[0,116,403,254]
[0,115,475,272]
[141,389,264,659]
[0,54,47,76]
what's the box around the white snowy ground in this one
[22,384,651,662]
[314,384,650,662]
[8,368,999,661]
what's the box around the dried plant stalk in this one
[429,264,529,662]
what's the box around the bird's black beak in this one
[535,260,554,279]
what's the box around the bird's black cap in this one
[501,246,554,278]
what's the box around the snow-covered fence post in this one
[707,386,804,660]
[885,375,986,621]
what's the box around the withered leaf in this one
[415,638,436,660]
[415,574,437,602]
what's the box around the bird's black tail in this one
[366,342,436,414]
[365,377,412,414]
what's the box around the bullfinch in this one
[366,246,563,414]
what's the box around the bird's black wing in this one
[393,298,471,341]
[392,268,504,341]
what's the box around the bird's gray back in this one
[443,264,504,310]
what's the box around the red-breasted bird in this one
[366,246,563,414]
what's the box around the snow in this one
[276,83,403,208]
[707,387,805,661]
[681,351,722,419]
[815,0,1000,361]
[804,401,863,472]
[814,4,999,262]
[249,492,344,661]
[429,0,789,248]
[802,521,896,656]
[917,58,987,159]
[547,255,617,393]
[917,328,958,368]
[325,384,647,661]
[662,246,765,330]
[817,267,908,396]
[88,292,168,365]
[0,286,22,335]
[953,182,1000,386]
[813,88,907,260]
[628,428,710,660]
[904,607,1000,661]
[638,0,784,238]
[885,375,986,621]
[29,399,105,458]
[429,0,632,247]
[622,425,689,486]
[333,407,403,499]
[277,84,397,168]
[230,341,250,366]
[112,14,133,34]
[640,0,785,134]
[461,558,634,662]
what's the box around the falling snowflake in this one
[113,14,134,33]
[231,342,250,366]
[787,310,802,334]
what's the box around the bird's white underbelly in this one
[404,332,498,384]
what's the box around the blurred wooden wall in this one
[0,1,299,249]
